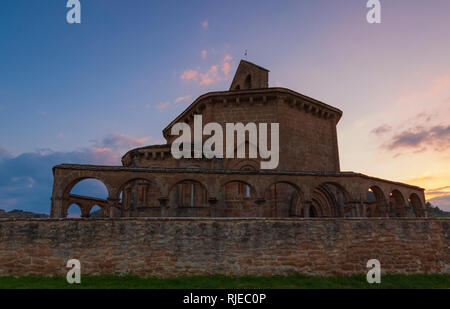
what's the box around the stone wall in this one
[0,218,448,277]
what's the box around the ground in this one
[0,274,448,289]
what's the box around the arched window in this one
[245,74,252,89]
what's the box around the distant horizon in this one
[1,0,449,213]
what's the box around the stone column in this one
[255,198,266,217]
[303,200,312,218]
[208,197,218,217]
[108,198,121,218]
[158,197,169,217]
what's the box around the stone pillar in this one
[347,202,359,217]
[158,197,169,217]
[255,198,266,217]
[50,197,65,218]
[303,200,312,218]
[208,198,218,217]
[108,198,121,218]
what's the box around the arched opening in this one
[235,84,241,90]
[89,205,103,218]
[311,182,348,217]
[389,190,406,217]
[67,204,82,218]
[264,182,302,218]
[69,178,108,199]
[223,180,257,217]
[366,186,388,217]
[408,193,423,217]
[245,74,252,89]
[170,180,207,208]
[119,178,159,217]
[65,178,108,217]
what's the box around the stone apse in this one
[50,60,427,219]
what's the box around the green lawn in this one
[0,274,448,289]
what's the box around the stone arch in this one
[226,158,260,171]
[88,205,104,218]
[409,193,424,217]
[389,189,407,217]
[220,180,257,217]
[311,182,350,217]
[264,181,303,217]
[63,177,110,199]
[168,179,208,208]
[66,203,82,218]
[366,185,389,217]
[118,178,161,217]
[63,178,109,217]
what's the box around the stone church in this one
[50,60,426,219]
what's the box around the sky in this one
[0,0,449,213]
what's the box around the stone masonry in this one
[0,218,448,277]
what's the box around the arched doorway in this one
[264,182,302,217]
[119,178,159,217]
[408,193,423,217]
[366,186,388,217]
[169,180,208,217]
[389,190,406,217]
[222,180,257,217]
[311,182,348,217]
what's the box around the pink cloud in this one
[157,101,171,110]
[222,62,231,76]
[174,95,192,103]
[201,50,208,59]
[94,147,112,153]
[181,54,234,87]
[180,69,199,81]
[200,65,219,86]
[202,20,209,29]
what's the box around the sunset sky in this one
[0,0,449,213]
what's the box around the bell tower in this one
[230,60,269,90]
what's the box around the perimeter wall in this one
[0,218,448,277]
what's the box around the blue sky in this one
[1,0,450,213]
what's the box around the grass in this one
[0,274,448,289]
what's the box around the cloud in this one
[201,20,208,29]
[371,125,392,136]
[384,125,450,151]
[199,65,219,86]
[180,69,199,81]
[428,193,450,212]
[0,133,155,214]
[157,101,171,110]
[0,147,12,161]
[180,54,233,87]
[201,49,208,59]
[174,95,192,103]
[94,133,149,153]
